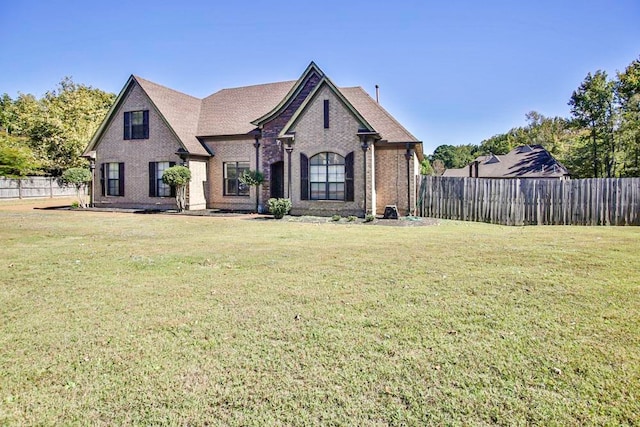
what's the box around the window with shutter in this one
[149,161,175,197]
[105,162,124,196]
[309,152,346,200]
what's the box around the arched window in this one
[309,152,345,200]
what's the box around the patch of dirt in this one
[0,199,439,226]
[281,215,439,227]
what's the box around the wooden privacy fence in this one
[0,177,81,199]
[417,176,640,226]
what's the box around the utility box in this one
[383,205,399,219]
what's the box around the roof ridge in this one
[133,75,202,101]
[202,80,297,100]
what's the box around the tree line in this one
[425,56,640,178]
[0,77,115,177]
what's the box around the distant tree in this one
[478,130,519,155]
[432,159,445,176]
[431,144,478,169]
[420,159,434,175]
[59,167,92,208]
[162,166,191,212]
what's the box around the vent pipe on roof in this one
[375,84,379,104]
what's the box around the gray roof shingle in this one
[340,87,419,144]
[131,74,420,154]
[134,76,207,156]
[442,145,570,178]
[198,81,296,137]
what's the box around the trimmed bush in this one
[60,167,92,208]
[162,166,191,212]
[267,198,291,219]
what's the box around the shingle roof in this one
[442,145,570,178]
[340,87,419,144]
[126,70,420,154]
[197,81,296,137]
[134,76,208,156]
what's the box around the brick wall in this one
[260,71,321,203]
[94,83,185,210]
[202,137,256,211]
[374,144,418,215]
[286,84,370,216]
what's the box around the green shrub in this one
[267,198,291,219]
[331,215,341,222]
[70,201,80,209]
[364,214,375,223]
[347,215,357,222]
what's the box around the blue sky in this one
[1,0,638,155]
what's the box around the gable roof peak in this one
[251,61,326,126]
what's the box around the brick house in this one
[83,62,423,216]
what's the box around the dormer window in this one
[124,110,149,140]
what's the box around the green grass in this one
[0,205,639,425]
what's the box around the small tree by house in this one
[60,167,92,208]
[238,169,264,212]
[162,166,191,212]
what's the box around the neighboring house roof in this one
[85,62,422,156]
[442,145,570,178]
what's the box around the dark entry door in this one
[270,161,284,199]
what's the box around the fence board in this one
[0,177,82,199]
[418,176,640,226]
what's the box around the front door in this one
[270,161,284,199]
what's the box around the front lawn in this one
[0,204,638,425]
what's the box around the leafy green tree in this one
[59,167,92,208]
[617,56,640,176]
[569,70,617,177]
[32,78,115,175]
[0,132,41,177]
[162,166,191,212]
